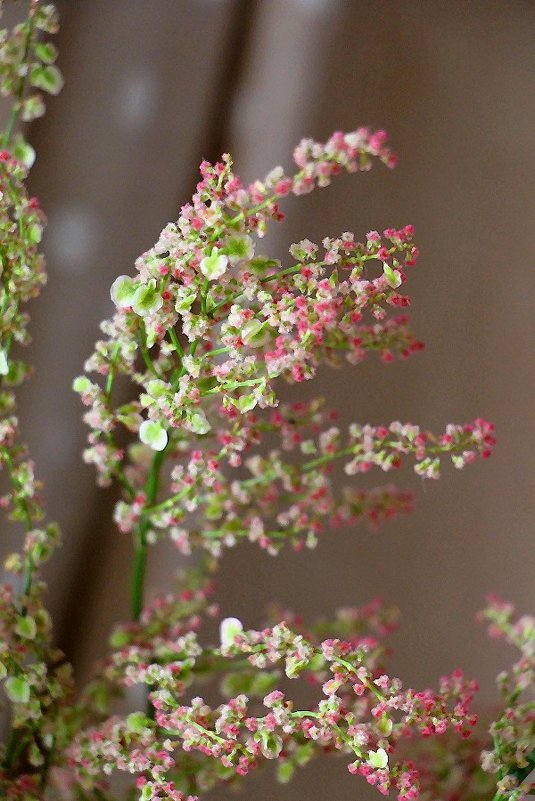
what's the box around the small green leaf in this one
[28,741,44,767]
[28,223,42,244]
[30,64,64,96]
[141,785,153,801]
[126,711,150,734]
[132,279,163,317]
[186,409,211,435]
[146,379,167,398]
[222,234,254,264]
[15,616,37,640]
[277,760,295,783]
[12,136,35,168]
[21,94,46,122]
[110,275,137,309]
[236,394,257,413]
[33,42,58,64]
[72,376,92,394]
[34,4,59,33]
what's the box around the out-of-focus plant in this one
[0,3,531,800]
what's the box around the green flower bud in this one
[383,264,402,289]
[223,234,254,264]
[146,379,168,398]
[236,394,258,413]
[139,420,168,452]
[72,375,92,394]
[260,731,283,760]
[12,135,35,168]
[5,676,30,704]
[367,747,388,769]
[175,289,197,312]
[132,279,163,317]
[186,409,211,435]
[28,223,42,244]
[241,318,271,348]
[110,275,137,309]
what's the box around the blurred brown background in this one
[3,0,534,798]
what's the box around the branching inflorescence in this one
[0,3,531,801]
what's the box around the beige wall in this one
[5,2,533,798]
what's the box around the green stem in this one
[168,326,185,359]
[2,450,35,599]
[2,9,35,148]
[131,448,165,620]
[131,332,201,620]
[492,748,535,801]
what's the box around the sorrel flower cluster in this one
[0,4,531,801]
[74,113,495,586]
[66,574,477,801]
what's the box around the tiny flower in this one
[367,747,388,769]
[110,275,137,308]
[260,731,283,759]
[186,409,211,435]
[132,279,163,317]
[220,616,243,648]
[139,420,168,451]
[200,247,229,280]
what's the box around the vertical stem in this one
[2,7,36,149]
[131,448,165,620]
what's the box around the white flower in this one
[110,275,137,308]
[200,247,229,280]
[219,617,243,649]
[367,747,388,769]
[139,420,168,451]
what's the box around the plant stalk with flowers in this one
[0,3,531,801]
